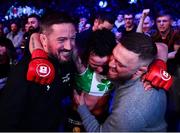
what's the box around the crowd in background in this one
[0,4,180,131]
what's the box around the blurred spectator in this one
[23,14,40,58]
[142,16,156,35]
[78,17,91,33]
[0,37,16,91]
[136,9,156,36]
[134,12,142,25]
[0,23,5,37]
[112,11,125,42]
[152,10,180,75]
[24,23,30,33]
[114,11,124,29]
[6,22,24,62]
[118,10,137,35]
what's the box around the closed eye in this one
[58,38,67,43]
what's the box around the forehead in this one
[28,17,38,22]
[156,15,171,21]
[118,14,123,18]
[124,14,133,18]
[11,23,17,27]
[113,44,139,65]
[89,53,108,64]
[48,23,76,36]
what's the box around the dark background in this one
[0,0,179,25]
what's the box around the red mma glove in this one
[144,59,173,91]
[27,49,55,85]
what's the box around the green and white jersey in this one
[75,66,113,96]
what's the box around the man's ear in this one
[40,34,48,52]
[132,66,148,80]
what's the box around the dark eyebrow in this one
[57,37,67,40]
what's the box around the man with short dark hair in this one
[152,10,180,75]
[0,11,77,131]
[74,33,167,132]
[117,10,137,35]
[24,14,41,57]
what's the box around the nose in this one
[160,21,164,25]
[109,56,116,68]
[64,40,72,50]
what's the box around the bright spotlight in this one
[129,0,137,4]
[99,0,108,8]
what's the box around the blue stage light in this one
[99,0,108,8]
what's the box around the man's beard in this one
[48,49,73,64]
[28,26,39,35]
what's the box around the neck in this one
[125,25,134,31]
[160,28,170,39]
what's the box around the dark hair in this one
[124,9,135,18]
[0,37,17,60]
[28,14,41,21]
[40,11,77,34]
[117,10,125,16]
[155,10,172,20]
[95,11,116,25]
[120,32,157,64]
[81,28,116,64]
[9,21,20,31]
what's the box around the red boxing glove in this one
[27,49,55,85]
[144,59,173,91]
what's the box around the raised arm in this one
[136,9,150,33]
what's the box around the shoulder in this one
[118,80,166,107]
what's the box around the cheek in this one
[71,40,76,48]
[116,67,128,75]
[165,23,170,27]
[88,58,95,67]
[47,43,58,54]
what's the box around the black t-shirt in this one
[0,56,76,131]
[0,37,16,61]
[117,25,137,35]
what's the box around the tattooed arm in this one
[29,33,44,54]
